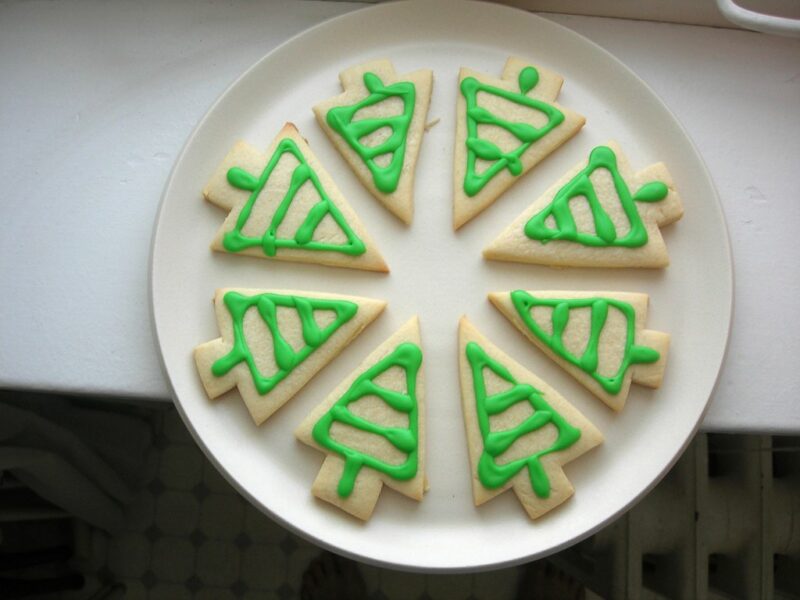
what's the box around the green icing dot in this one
[524,145,670,248]
[465,341,581,497]
[211,291,358,395]
[311,342,423,498]
[634,181,669,203]
[227,167,258,191]
[518,66,540,95]
[509,290,660,395]
[222,138,366,258]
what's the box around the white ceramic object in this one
[150,0,732,572]
[716,0,800,37]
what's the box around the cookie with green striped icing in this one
[295,317,425,520]
[489,290,670,411]
[483,142,684,268]
[313,60,433,225]
[458,317,602,519]
[453,57,585,229]
[194,289,386,425]
[203,123,388,272]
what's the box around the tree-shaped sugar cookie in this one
[203,123,388,272]
[490,290,670,411]
[295,317,425,520]
[194,289,386,425]
[453,57,585,229]
[458,317,602,519]
[484,142,684,267]
[313,60,433,224]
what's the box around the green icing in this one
[326,72,416,195]
[460,65,565,197]
[223,138,366,257]
[465,341,580,497]
[510,290,660,395]
[311,342,423,498]
[524,145,669,247]
[211,291,358,395]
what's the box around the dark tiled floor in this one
[91,408,523,600]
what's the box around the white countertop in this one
[1,0,798,432]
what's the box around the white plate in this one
[151,0,732,572]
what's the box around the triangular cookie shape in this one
[489,290,670,411]
[457,317,602,519]
[203,123,388,272]
[484,142,684,267]
[194,289,386,425]
[453,57,585,229]
[295,317,425,520]
[313,59,433,225]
